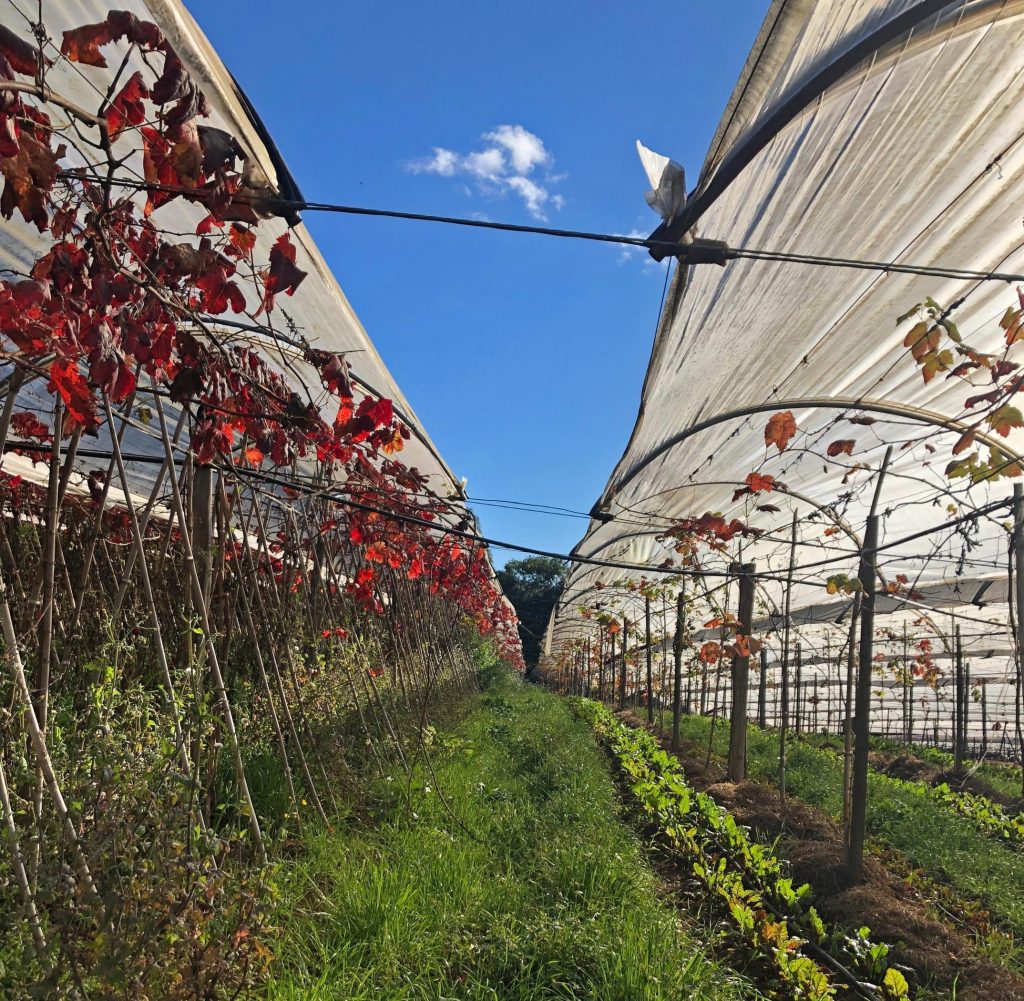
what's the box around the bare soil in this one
[615,712,1024,1001]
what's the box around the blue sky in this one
[188,1,769,564]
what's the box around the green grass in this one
[265,673,759,1000]
[849,732,1023,805]
[670,714,1024,942]
[796,729,1024,804]
[971,760,1024,802]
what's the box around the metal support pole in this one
[794,642,803,736]
[981,681,988,755]
[1015,483,1024,784]
[192,463,214,605]
[779,514,796,809]
[1015,479,1024,777]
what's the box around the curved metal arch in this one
[562,478,874,631]
[579,458,1006,580]
[598,395,1024,510]
[582,480,863,563]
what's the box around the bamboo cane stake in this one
[1,575,98,900]
[152,394,266,863]
[0,748,46,952]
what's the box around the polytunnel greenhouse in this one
[3,1,1024,999]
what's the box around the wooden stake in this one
[645,595,654,723]
[758,646,768,729]
[672,584,684,750]
[954,623,964,771]
[728,562,755,781]
[846,514,879,885]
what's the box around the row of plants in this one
[843,733,1021,806]
[789,733,1024,850]
[799,731,1022,791]
[0,11,525,997]
[576,700,911,1001]
[672,714,1024,947]
[905,779,1024,849]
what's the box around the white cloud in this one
[406,147,459,176]
[464,147,506,181]
[505,176,550,218]
[483,124,551,175]
[404,124,564,220]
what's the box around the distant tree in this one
[496,557,567,673]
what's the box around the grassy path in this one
[266,674,760,1000]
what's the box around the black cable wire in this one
[0,440,1011,590]
[61,171,1024,285]
[227,461,795,582]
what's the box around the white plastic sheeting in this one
[0,0,465,509]
[548,0,1024,745]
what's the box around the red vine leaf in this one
[764,411,796,452]
[952,431,975,456]
[61,11,164,67]
[141,126,177,214]
[826,439,855,457]
[199,125,242,175]
[105,71,149,140]
[260,233,307,313]
[151,51,209,125]
[47,358,96,429]
[11,411,50,440]
[196,263,246,314]
[965,388,1000,411]
[732,471,777,502]
[0,133,61,231]
[903,321,939,360]
[60,21,115,66]
[699,641,721,664]
[227,224,256,258]
[1002,307,1024,346]
[316,352,352,397]
[988,405,1024,439]
[745,472,776,493]
[730,633,761,658]
[0,25,41,76]
[191,417,231,464]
